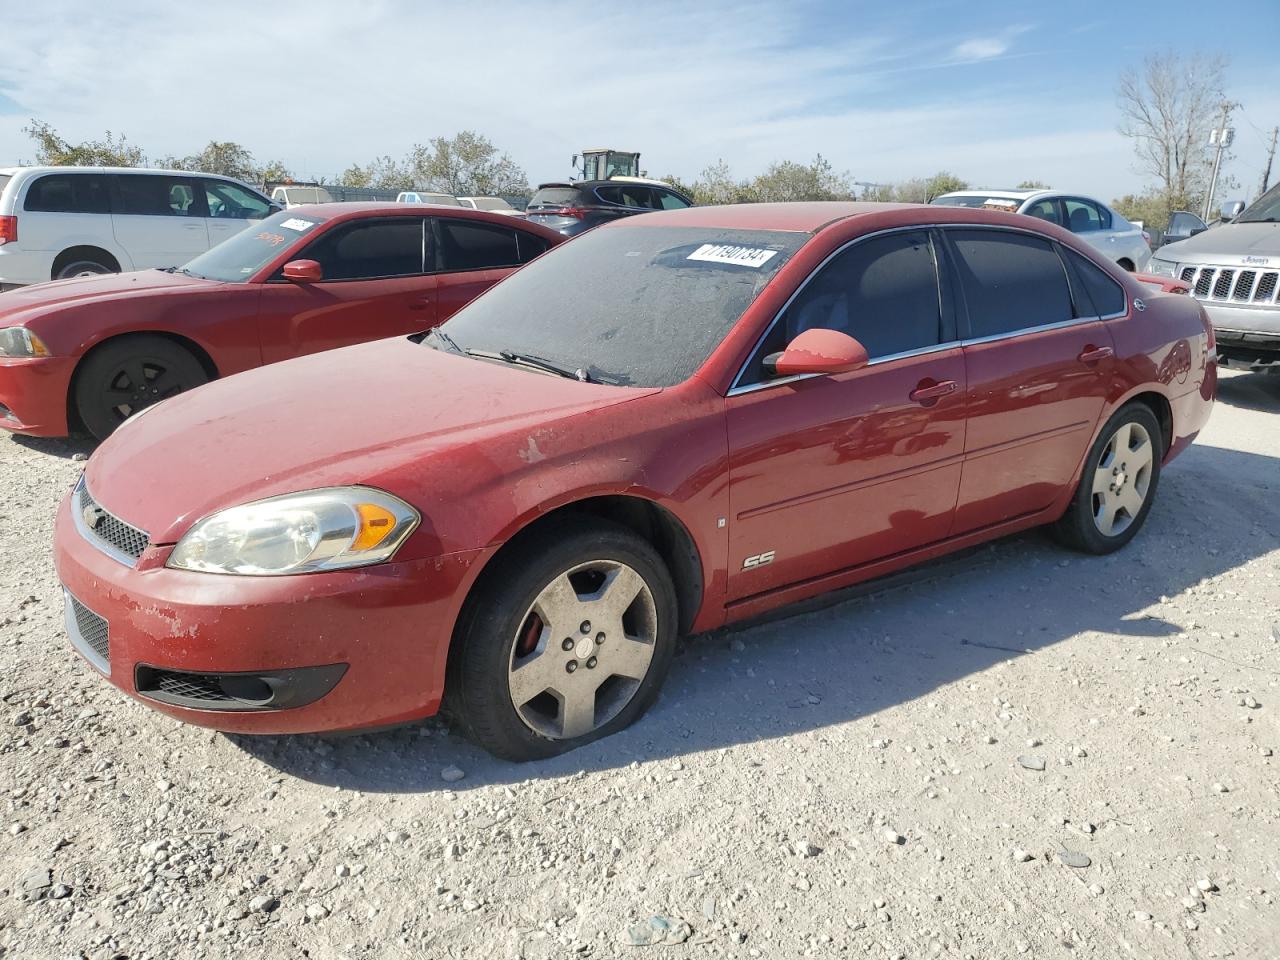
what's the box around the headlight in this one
[0,327,50,358]
[167,487,419,575]
[1146,257,1177,278]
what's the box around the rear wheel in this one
[446,518,678,761]
[55,258,114,281]
[73,336,208,440]
[1050,403,1162,553]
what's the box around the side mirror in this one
[1189,226,1208,237]
[282,259,323,282]
[763,328,869,378]
[1220,200,1245,222]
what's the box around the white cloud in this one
[952,37,1011,61]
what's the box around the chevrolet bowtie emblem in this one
[82,504,106,530]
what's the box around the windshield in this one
[433,225,806,387]
[180,210,327,282]
[473,198,513,211]
[931,194,1021,209]
[424,194,462,206]
[1238,183,1280,223]
[285,187,332,204]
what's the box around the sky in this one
[1,0,1278,204]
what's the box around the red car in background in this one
[53,202,1215,760]
[0,203,562,438]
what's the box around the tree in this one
[1111,191,1177,231]
[1016,179,1051,190]
[870,171,968,203]
[408,131,529,196]
[258,160,294,185]
[23,119,144,167]
[339,155,412,190]
[1117,52,1230,222]
[163,141,259,182]
[747,155,856,202]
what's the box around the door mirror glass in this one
[1220,200,1245,222]
[764,328,869,378]
[282,259,323,282]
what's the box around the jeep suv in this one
[524,179,693,236]
[1147,184,1280,369]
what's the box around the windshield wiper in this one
[469,348,592,382]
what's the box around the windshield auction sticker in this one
[279,218,317,232]
[687,244,779,268]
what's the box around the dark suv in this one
[524,179,694,236]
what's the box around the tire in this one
[54,258,115,281]
[1050,403,1163,554]
[73,336,208,441]
[446,517,678,761]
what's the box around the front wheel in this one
[446,518,678,761]
[1050,403,1163,554]
[55,259,114,281]
[73,336,209,440]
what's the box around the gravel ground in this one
[1,370,1278,960]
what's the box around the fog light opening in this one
[218,675,275,706]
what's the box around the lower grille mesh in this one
[68,594,109,661]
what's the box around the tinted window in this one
[739,231,942,385]
[435,226,805,387]
[949,230,1073,337]
[438,219,519,270]
[528,187,583,208]
[203,181,271,220]
[595,185,658,209]
[656,189,691,210]
[1064,248,1125,317]
[182,211,327,283]
[24,173,110,214]
[515,231,550,263]
[1063,198,1106,233]
[1023,198,1061,226]
[116,175,200,216]
[302,218,424,280]
[1169,212,1204,234]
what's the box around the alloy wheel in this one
[1091,420,1154,537]
[507,559,658,740]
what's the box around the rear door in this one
[18,172,116,269]
[945,228,1115,533]
[110,174,210,267]
[202,179,274,248]
[257,216,437,363]
[432,216,531,320]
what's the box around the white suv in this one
[0,166,278,290]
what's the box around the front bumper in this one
[1200,301,1280,362]
[0,356,75,436]
[53,489,485,734]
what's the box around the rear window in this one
[435,226,806,387]
[528,187,583,208]
[932,194,1021,211]
[24,173,111,214]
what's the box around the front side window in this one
[24,173,110,214]
[1063,198,1106,233]
[301,218,425,280]
[204,181,271,220]
[115,175,201,217]
[438,219,519,270]
[949,229,1074,338]
[739,230,944,385]
[1064,248,1125,317]
[435,226,805,387]
[181,210,329,282]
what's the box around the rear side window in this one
[1023,198,1061,226]
[529,187,582,208]
[595,185,658,208]
[949,230,1074,338]
[438,219,520,270]
[1064,248,1126,317]
[1063,198,1109,233]
[656,190,691,210]
[24,173,111,214]
[740,230,943,384]
[115,175,201,217]
[302,218,425,280]
[515,231,550,263]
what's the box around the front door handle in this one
[909,379,959,403]
[408,298,434,312]
[1077,345,1114,363]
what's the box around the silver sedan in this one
[932,189,1151,272]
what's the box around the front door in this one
[257,216,438,363]
[725,229,966,602]
[202,179,274,247]
[944,228,1114,532]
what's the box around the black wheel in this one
[1050,403,1163,554]
[73,336,208,440]
[54,258,114,281]
[446,517,678,761]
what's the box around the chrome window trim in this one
[71,475,148,568]
[959,315,1102,348]
[727,225,954,397]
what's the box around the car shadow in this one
[232,439,1279,791]
[1215,368,1280,414]
[11,433,96,461]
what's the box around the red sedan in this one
[0,203,561,438]
[53,202,1215,760]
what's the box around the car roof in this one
[281,201,562,238]
[608,201,918,233]
[0,165,245,179]
[936,189,1048,202]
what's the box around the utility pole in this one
[1261,126,1279,196]
[1203,101,1236,221]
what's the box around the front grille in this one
[1181,264,1280,306]
[76,481,150,563]
[68,594,109,661]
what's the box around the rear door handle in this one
[1077,345,1114,363]
[909,379,959,403]
[408,296,435,311]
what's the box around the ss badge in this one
[742,550,775,570]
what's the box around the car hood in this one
[85,338,659,544]
[1155,221,1280,265]
[0,270,217,321]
